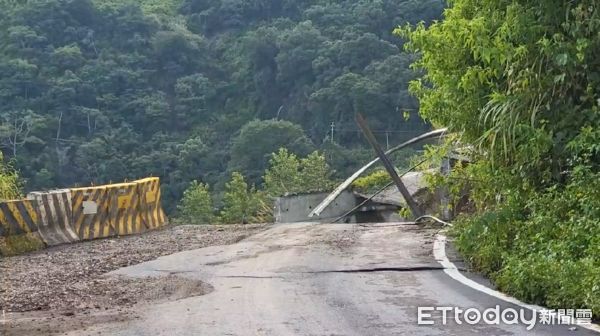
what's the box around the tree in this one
[298,151,333,193]
[263,148,301,196]
[275,21,325,89]
[177,180,215,224]
[220,172,255,224]
[0,110,44,158]
[0,0,443,213]
[229,119,314,184]
[309,73,387,143]
[264,148,334,197]
[399,1,600,178]
[174,73,216,121]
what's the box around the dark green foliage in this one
[403,0,600,318]
[450,164,600,317]
[0,0,443,212]
[229,120,314,184]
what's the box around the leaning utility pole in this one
[355,113,423,219]
[309,128,447,218]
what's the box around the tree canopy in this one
[0,0,443,211]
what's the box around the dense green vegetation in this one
[177,180,214,224]
[351,169,391,194]
[177,148,334,224]
[0,153,22,200]
[0,156,44,256]
[219,172,259,224]
[402,0,599,318]
[263,148,334,196]
[5,0,595,318]
[0,0,442,212]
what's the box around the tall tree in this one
[220,172,256,224]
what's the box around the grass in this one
[0,233,46,256]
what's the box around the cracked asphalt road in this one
[50,223,600,335]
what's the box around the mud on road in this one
[0,224,267,316]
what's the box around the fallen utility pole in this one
[331,158,428,223]
[309,127,448,218]
[354,113,424,219]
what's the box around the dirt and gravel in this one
[0,224,267,314]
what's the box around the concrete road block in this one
[28,190,79,246]
[135,177,167,230]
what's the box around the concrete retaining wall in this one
[274,191,358,223]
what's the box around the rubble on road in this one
[0,224,267,313]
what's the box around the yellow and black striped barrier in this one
[135,177,167,230]
[71,178,167,240]
[0,199,39,236]
[1,177,167,254]
[28,190,79,246]
[71,185,115,240]
[109,182,143,236]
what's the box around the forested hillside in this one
[403,0,599,319]
[0,0,443,211]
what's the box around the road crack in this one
[306,265,465,274]
[218,275,286,279]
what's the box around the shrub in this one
[402,0,600,317]
[0,153,22,201]
[220,172,266,224]
[450,164,600,319]
[263,148,301,196]
[263,148,334,197]
[351,170,391,194]
[0,234,45,256]
[298,151,334,193]
[177,180,215,224]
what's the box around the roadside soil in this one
[0,224,267,315]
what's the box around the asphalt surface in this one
[65,223,598,336]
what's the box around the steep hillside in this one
[0,0,443,210]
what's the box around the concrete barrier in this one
[0,199,39,236]
[28,190,79,246]
[274,190,358,223]
[72,179,167,240]
[71,185,115,240]
[0,199,45,255]
[135,177,167,230]
[107,182,143,236]
[0,177,167,254]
